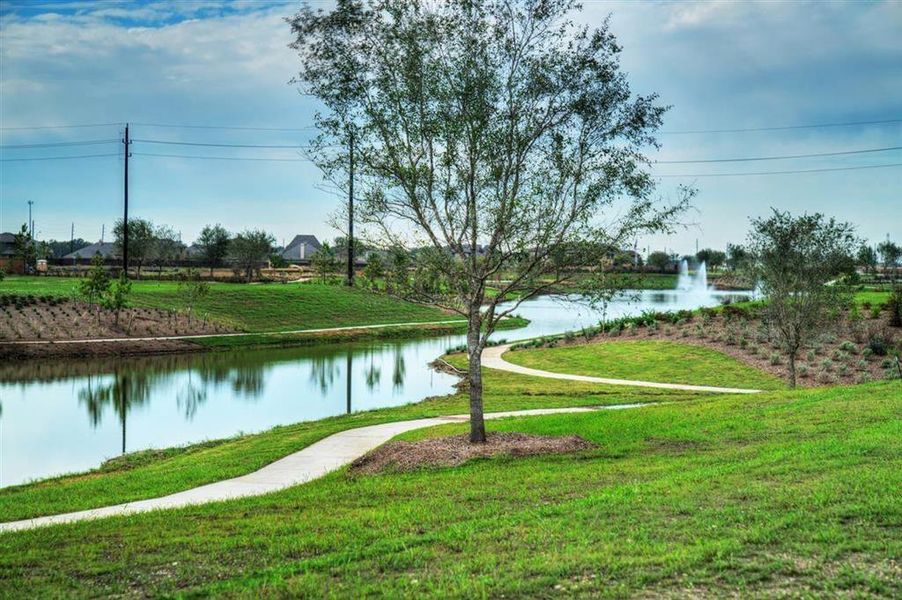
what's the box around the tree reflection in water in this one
[392,346,406,391]
[78,370,154,454]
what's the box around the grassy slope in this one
[504,339,785,390]
[0,277,453,332]
[0,364,698,523]
[0,381,898,597]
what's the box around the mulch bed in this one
[349,432,595,475]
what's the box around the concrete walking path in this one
[0,405,645,534]
[481,344,762,394]
[0,319,469,346]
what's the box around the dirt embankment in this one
[0,295,233,359]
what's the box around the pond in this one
[0,289,748,487]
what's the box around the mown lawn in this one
[0,276,453,332]
[503,339,785,390]
[0,380,898,597]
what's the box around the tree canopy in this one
[289,0,689,441]
[746,210,858,387]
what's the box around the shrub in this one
[769,352,782,365]
[798,363,810,378]
[816,371,834,384]
[862,347,874,359]
[880,358,894,369]
[888,287,902,327]
[820,358,834,372]
[739,338,748,349]
[870,306,881,319]
[867,334,890,356]
[838,364,849,377]
[806,349,817,363]
[839,340,857,354]
[855,372,871,384]
[856,359,868,371]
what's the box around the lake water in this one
[0,290,748,487]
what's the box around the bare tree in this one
[746,210,858,387]
[290,0,689,442]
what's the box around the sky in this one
[0,0,900,254]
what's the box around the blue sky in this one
[1,0,900,253]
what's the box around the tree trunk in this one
[787,351,797,389]
[467,312,487,443]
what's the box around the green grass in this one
[504,339,785,390]
[0,276,454,332]
[854,290,892,307]
[0,380,898,597]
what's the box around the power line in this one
[656,162,902,178]
[131,121,319,132]
[0,122,123,131]
[133,138,320,149]
[0,139,120,149]
[133,152,313,162]
[0,153,120,162]
[660,118,902,135]
[657,145,902,164]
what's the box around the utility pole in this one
[122,123,130,275]
[70,222,74,254]
[27,200,34,238]
[346,128,355,287]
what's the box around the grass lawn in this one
[0,379,898,597]
[854,289,892,307]
[503,339,785,390]
[0,276,455,332]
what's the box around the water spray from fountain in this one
[676,259,709,293]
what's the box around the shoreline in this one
[0,316,530,361]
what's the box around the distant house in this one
[0,232,25,274]
[281,235,322,263]
[63,241,118,262]
[0,232,15,258]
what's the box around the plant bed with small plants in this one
[511,300,901,387]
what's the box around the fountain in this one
[676,259,709,293]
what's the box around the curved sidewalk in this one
[0,405,645,534]
[482,344,762,394]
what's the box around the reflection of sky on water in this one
[0,290,747,487]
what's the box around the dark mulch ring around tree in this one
[349,432,595,475]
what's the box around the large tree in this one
[878,240,900,281]
[113,218,155,277]
[230,229,274,283]
[289,0,688,442]
[857,244,878,275]
[13,224,36,273]
[647,251,672,273]
[696,248,726,271]
[746,210,858,388]
[197,224,232,277]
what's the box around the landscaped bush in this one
[820,358,834,372]
[798,363,809,378]
[839,340,857,354]
[769,352,782,365]
[867,331,890,356]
